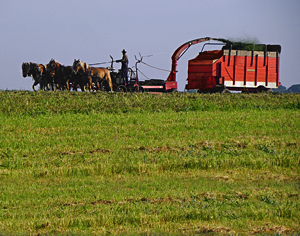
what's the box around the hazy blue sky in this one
[1,0,299,91]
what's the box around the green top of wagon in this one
[222,42,281,53]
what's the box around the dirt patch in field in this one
[179,225,235,235]
[91,199,113,205]
[249,224,293,234]
[214,175,232,181]
[129,140,251,154]
[195,226,235,234]
[62,201,85,206]
[61,151,84,155]
[89,148,110,154]
[60,148,109,155]
[134,145,185,153]
[286,141,299,147]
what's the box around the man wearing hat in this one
[116,49,129,86]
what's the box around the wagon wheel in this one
[117,85,127,92]
[214,84,228,93]
[257,86,267,93]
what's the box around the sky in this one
[0,0,299,91]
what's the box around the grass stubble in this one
[0,91,299,235]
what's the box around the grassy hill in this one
[0,91,299,235]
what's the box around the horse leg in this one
[66,80,70,91]
[73,83,78,91]
[96,80,101,91]
[40,81,45,91]
[40,77,47,91]
[50,76,55,91]
[32,80,39,91]
[106,73,114,91]
[88,76,93,91]
[46,83,51,91]
[51,83,56,91]
[106,78,113,91]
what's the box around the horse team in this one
[22,59,113,92]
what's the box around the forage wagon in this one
[105,37,281,93]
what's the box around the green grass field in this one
[0,91,299,235]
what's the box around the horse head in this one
[73,59,81,74]
[22,62,29,77]
[28,62,38,77]
[73,59,89,74]
[46,59,54,71]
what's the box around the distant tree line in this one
[273,84,300,93]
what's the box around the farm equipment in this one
[134,55,177,93]
[167,37,281,92]
[104,37,281,93]
[104,55,142,92]
[107,55,177,93]
[23,37,281,93]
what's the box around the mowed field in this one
[0,91,299,235]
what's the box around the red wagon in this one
[167,37,281,93]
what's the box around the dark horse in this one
[46,59,70,91]
[22,62,47,91]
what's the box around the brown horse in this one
[72,59,92,91]
[88,67,114,91]
[73,59,113,91]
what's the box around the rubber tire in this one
[117,85,127,92]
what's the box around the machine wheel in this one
[257,86,269,93]
[215,84,228,93]
[221,88,230,93]
[168,88,178,93]
[133,86,144,93]
[117,85,127,92]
